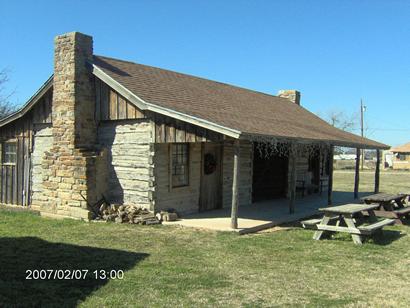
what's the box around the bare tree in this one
[0,69,17,119]
[326,110,357,132]
[318,109,359,155]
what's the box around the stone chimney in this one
[278,90,301,105]
[33,32,97,219]
[53,32,96,147]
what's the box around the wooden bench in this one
[312,204,393,244]
[357,218,395,235]
[315,218,394,236]
[362,193,410,224]
[301,216,338,229]
[394,207,410,218]
[373,206,410,225]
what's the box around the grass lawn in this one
[0,170,409,307]
[334,169,410,194]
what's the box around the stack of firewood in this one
[97,203,161,225]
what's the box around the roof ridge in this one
[93,54,289,102]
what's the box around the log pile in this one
[96,203,161,225]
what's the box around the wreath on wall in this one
[204,153,217,175]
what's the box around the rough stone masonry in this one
[31,32,98,219]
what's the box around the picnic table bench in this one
[302,203,394,245]
[361,193,410,224]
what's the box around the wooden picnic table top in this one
[361,193,407,202]
[319,203,380,215]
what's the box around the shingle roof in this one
[93,55,388,149]
[391,142,410,153]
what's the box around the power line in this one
[350,127,410,132]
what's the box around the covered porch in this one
[165,191,371,234]
[229,136,385,228]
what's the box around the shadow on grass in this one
[370,229,405,245]
[317,229,404,246]
[0,237,148,307]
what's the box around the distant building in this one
[334,154,357,160]
[391,143,410,170]
[383,150,394,169]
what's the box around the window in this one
[398,153,408,161]
[171,144,189,187]
[3,142,17,164]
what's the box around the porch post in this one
[328,145,334,205]
[230,139,240,229]
[289,143,297,214]
[354,148,360,199]
[374,149,380,193]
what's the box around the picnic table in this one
[361,193,410,224]
[302,203,394,245]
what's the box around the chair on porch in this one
[296,173,306,197]
[296,172,319,197]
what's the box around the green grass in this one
[1,170,410,307]
[334,169,410,194]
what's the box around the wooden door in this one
[200,143,222,211]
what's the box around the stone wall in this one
[222,140,253,209]
[98,120,154,210]
[31,32,97,219]
[153,143,202,214]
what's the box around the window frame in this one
[170,143,190,188]
[2,141,17,165]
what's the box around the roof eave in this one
[240,132,390,150]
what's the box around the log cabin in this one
[0,32,389,228]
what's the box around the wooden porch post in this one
[230,139,240,229]
[328,145,334,205]
[289,143,297,214]
[354,148,360,199]
[374,149,380,193]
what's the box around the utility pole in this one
[360,99,366,170]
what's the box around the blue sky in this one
[1,0,410,146]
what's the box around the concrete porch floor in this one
[164,191,371,234]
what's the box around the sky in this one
[1,0,410,146]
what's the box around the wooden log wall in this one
[152,114,223,143]
[95,78,145,121]
[0,88,52,206]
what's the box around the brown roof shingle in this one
[391,142,410,153]
[93,55,388,149]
